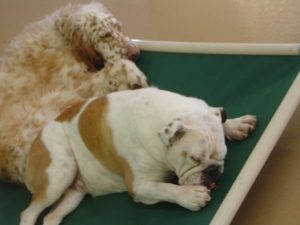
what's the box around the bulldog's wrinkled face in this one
[159,108,227,189]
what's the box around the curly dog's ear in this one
[159,118,187,147]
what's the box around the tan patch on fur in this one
[119,158,134,196]
[0,144,22,183]
[78,97,134,194]
[25,134,51,202]
[56,101,86,122]
[71,37,103,72]
[181,151,188,158]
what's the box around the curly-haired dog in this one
[0,2,148,184]
[20,88,256,225]
[0,1,142,106]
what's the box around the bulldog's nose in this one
[203,165,222,180]
[201,165,222,189]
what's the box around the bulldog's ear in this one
[159,119,187,147]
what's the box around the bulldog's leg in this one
[43,178,86,225]
[132,181,211,211]
[223,115,257,140]
[20,124,78,225]
[21,165,78,225]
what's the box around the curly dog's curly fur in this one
[0,2,148,184]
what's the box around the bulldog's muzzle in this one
[180,164,223,190]
[201,165,222,189]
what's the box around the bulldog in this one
[20,88,256,225]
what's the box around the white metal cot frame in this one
[133,39,300,56]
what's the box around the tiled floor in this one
[0,0,299,224]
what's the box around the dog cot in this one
[0,40,299,225]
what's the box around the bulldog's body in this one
[21,88,256,225]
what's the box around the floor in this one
[0,0,299,224]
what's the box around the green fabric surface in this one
[1,51,299,225]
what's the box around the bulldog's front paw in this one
[177,185,211,211]
[223,115,257,140]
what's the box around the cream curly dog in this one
[0,2,148,184]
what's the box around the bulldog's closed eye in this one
[190,156,201,164]
[210,152,219,160]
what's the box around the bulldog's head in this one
[159,107,227,189]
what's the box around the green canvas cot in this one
[1,40,299,225]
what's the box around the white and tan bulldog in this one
[21,88,256,225]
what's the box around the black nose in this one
[201,165,222,189]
